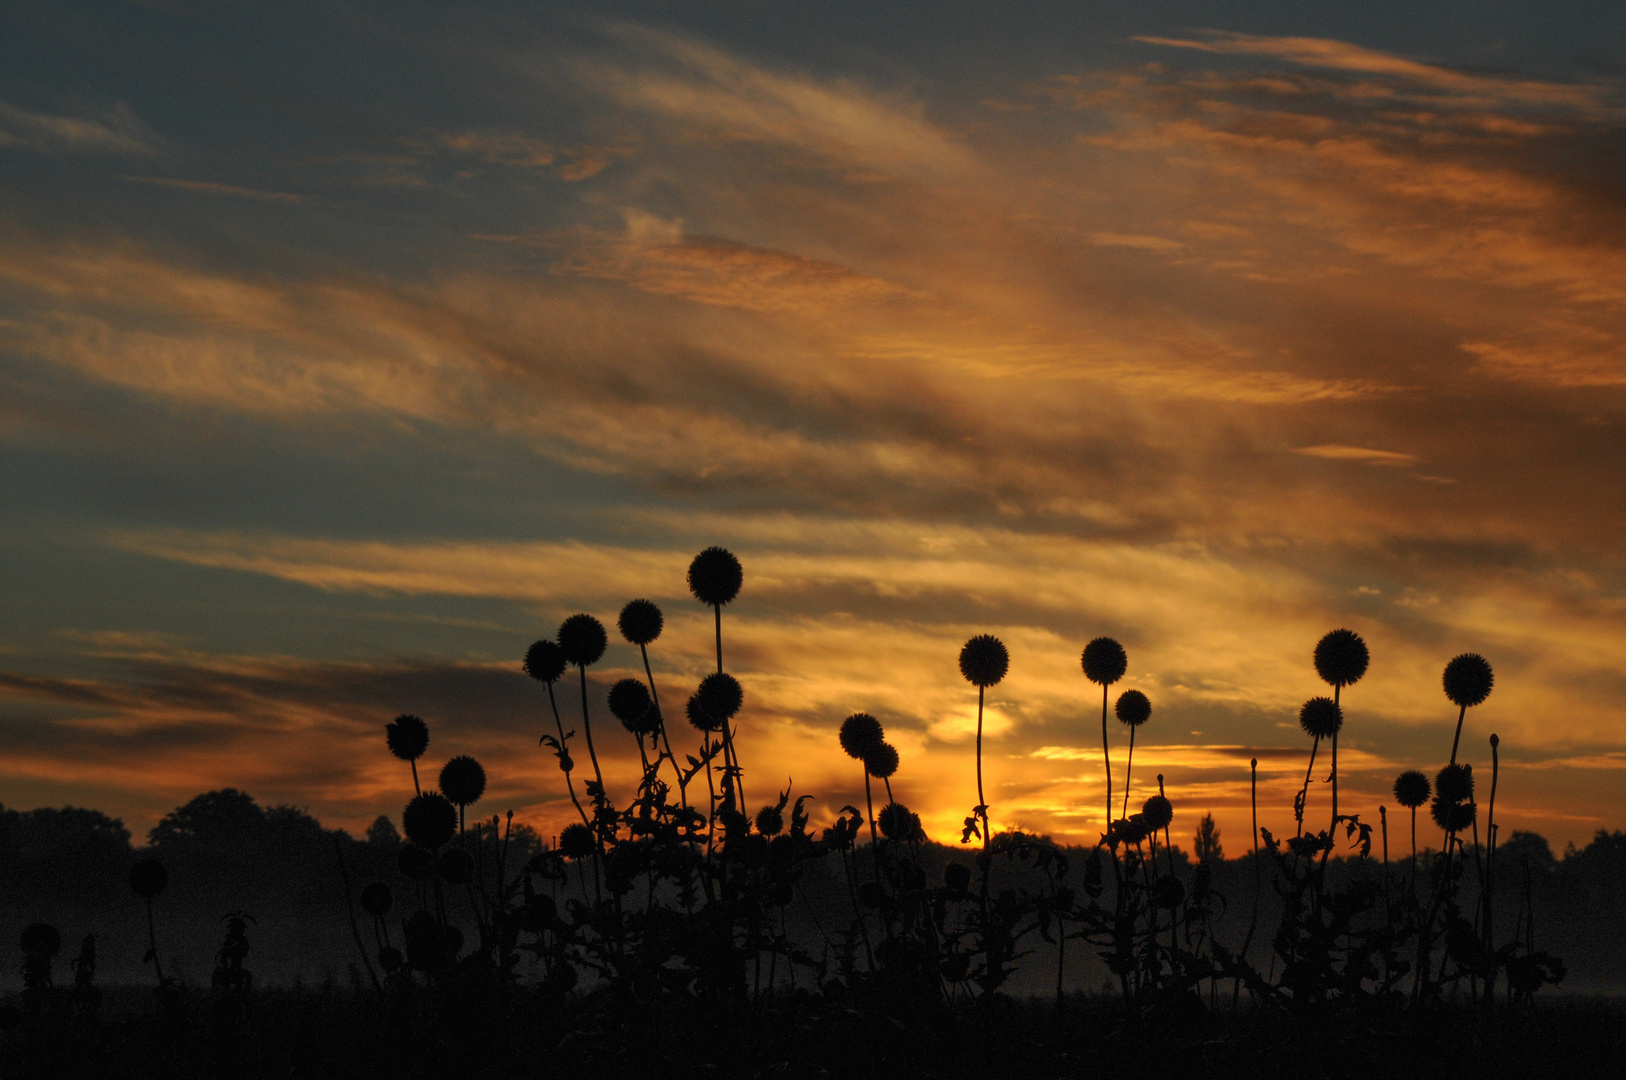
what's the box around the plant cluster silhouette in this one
[0,549,1578,1075]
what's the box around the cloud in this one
[0,100,159,156]
[1295,444,1417,466]
[124,176,301,202]
[567,22,979,177]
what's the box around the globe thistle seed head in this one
[522,640,567,684]
[878,802,915,840]
[617,598,664,646]
[755,804,784,836]
[697,671,743,722]
[685,693,723,733]
[1141,794,1174,832]
[1431,795,1476,832]
[608,678,656,734]
[1115,690,1152,727]
[1393,769,1431,809]
[437,848,474,886]
[402,792,457,849]
[1436,763,1474,805]
[959,634,1009,687]
[688,546,743,607]
[1113,815,1150,847]
[865,741,900,780]
[1082,637,1128,686]
[377,946,403,973]
[839,712,885,759]
[557,614,608,668]
[1490,732,1500,749]
[438,755,486,807]
[1443,653,1494,708]
[397,843,435,880]
[129,858,168,899]
[558,822,597,860]
[1314,628,1370,688]
[20,923,60,959]
[943,862,972,892]
[1299,696,1344,740]
[359,882,393,918]
[386,714,429,762]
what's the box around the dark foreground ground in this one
[2,987,1621,1080]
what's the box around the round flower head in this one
[402,792,457,849]
[608,678,656,734]
[1314,628,1370,688]
[697,671,744,722]
[557,614,607,667]
[439,756,486,807]
[1115,690,1152,727]
[1114,815,1150,846]
[1443,653,1494,708]
[839,712,885,760]
[878,802,914,840]
[386,714,429,762]
[523,640,567,684]
[1299,696,1343,740]
[618,598,664,646]
[557,822,597,860]
[755,804,784,836]
[1435,763,1474,805]
[1393,769,1431,809]
[437,848,474,886]
[943,862,972,892]
[688,546,743,606]
[685,693,723,732]
[1141,794,1174,833]
[359,882,393,918]
[1082,637,1128,686]
[129,858,167,899]
[959,634,1009,687]
[397,843,435,880]
[19,923,60,959]
[377,947,403,973]
[865,742,900,780]
[1431,795,1476,832]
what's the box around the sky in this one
[3,1,1625,855]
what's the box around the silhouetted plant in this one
[440,755,487,835]
[1314,628,1368,832]
[1443,652,1494,764]
[211,910,254,995]
[386,714,430,795]
[1114,689,1151,821]
[128,857,172,994]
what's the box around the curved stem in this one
[145,896,164,984]
[1295,736,1321,838]
[642,643,688,809]
[578,665,606,800]
[546,683,592,832]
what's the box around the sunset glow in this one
[4,3,1624,856]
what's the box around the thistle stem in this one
[577,665,607,801]
[1449,703,1467,765]
[1121,724,1136,822]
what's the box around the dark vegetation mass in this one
[2,549,1623,1077]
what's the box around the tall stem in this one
[578,666,606,800]
[1121,724,1136,821]
[642,643,688,810]
[1449,703,1467,765]
[144,896,164,984]
[547,683,592,832]
[409,759,421,796]
[1295,736,1320,838]
[1100,684,1113,835]
[1330,684,1341,832]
